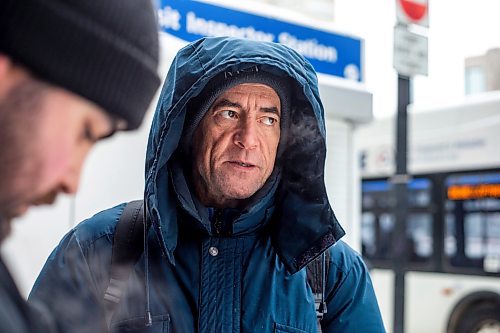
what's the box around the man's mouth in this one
[229,161,255,168]
[32,191,58,206]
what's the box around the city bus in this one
[355,91,500,333]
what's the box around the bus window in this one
[362,193,375,210]
[486,213,500,256]
[444,172,500,273]
[378,213,394,259]
[361,178,434,266]
[464,213,485,259]
[407,213,433,261]
[445,213,457,256]
[361,212,376,257]
[408,179,432,207]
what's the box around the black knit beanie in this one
[183,66,292,153]
[0,0,161,130]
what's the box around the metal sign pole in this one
[392,1,428,332]
[392,74,411,333]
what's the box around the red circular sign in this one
[400,0,427,22]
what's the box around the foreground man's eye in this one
[82,124,98,143]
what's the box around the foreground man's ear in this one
[0,55,12,98]
[0,54,28,100]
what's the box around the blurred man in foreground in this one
[0,0,161,331]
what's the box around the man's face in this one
[192,83,281,208]
[0,59,115,239]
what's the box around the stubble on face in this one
[0,75,48,231]
[0,61,116,243]
[0,216,11,243]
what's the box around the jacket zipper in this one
[213,209,224,235]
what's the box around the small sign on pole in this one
[393,25,428,77]
[396,0,429,27]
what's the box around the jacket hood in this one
[144,36,344,274]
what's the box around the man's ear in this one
[0,54,28,99]
[0,54,12,78]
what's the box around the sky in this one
[334,0,500,118]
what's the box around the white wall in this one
[324,118,361,251]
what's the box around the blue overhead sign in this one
[158,0,363,81]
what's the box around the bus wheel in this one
[455,303,500,333]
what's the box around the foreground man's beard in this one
[0,191,58,243]
[0,216,11,243]
[32,191,58,206]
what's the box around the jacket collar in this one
[169,156,278,238]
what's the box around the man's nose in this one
[234,119,259,150]
[59,143,94,195]
[58,167,82,195]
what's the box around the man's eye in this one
[82,125,95,142]
[220,110,237,119]
[81,123,99,143]
[261,117,277,126]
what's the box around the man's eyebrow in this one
[212,99,241,110]
[98,117,126,140]
[212,99,280,116]
[260,106,280,116]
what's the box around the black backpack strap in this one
[306,249,331,332]
[103,200,145,328]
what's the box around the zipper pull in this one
[213,209,224,235]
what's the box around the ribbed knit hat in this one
[0,0,161,130]
[183,66,292,153]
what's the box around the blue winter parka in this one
[29,37,386,333]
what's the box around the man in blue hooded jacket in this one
[29,37,386,333]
